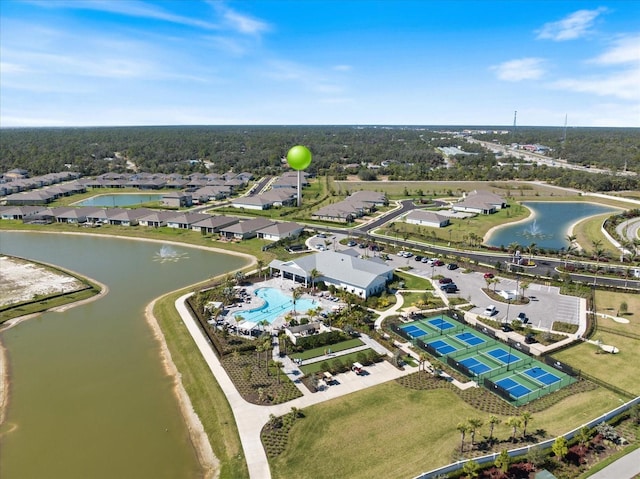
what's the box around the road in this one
[310,199,640,291]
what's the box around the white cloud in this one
[536,8,606,41]
[207,1,270,36]
[24,0,220,30]
[492,58,546,81]
[551,66,640,101]
[333,65,352,72]
[590,34,640,65]
[0,61,30,74]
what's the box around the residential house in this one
[405,210,450,228]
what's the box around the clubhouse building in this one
[268,250,394,299]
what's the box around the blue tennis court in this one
[427,339,458,355]
[486,347,522,365]
[455,332,486,346]
[400,324,428,338]
[459,357,492,375]
[427,317,455,331]
[523,367,561,385]
[496,377,532,399]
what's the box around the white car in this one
[483,305,497,317]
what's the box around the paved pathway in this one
[174,293,418,479]
[588,446,640,479]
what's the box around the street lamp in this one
[505,298,511,327]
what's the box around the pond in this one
[485,201,619,250]
[0,232,248,478]
[74,193,163,207]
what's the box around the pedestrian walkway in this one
[174,292,418,479]
[588,446,640,479]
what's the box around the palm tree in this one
[309,268,322,290]
[506,416,521,443]
[467,418,484,446]
[519,281,530,300]
[456,422,469,452]
[591,244,608,285]
[256,259,265,280]
[419,352,429,373]
[488,415,501,443]
[234,270,245,285]
[565,234,577,248]
[520,411,533,437]
[508,242,521,263]
[291,288,303,316]
[527,242,537,265]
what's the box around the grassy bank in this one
[153,290,249,479]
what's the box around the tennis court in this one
[426,338,459,355]
[459,356,494,375]
[522,367,562,386]
[425,317,456,331]
[454,331,486,347]
[495,377,532,399]
[400,324,430,339]
[485,347,522,366]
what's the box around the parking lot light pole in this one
[505,298,511,326]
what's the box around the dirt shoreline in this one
[0,230,256,477]
[144,299,220,479]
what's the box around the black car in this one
[501,324,513,332]
[440,283,458,293]
[414,255,423,261]
[524,334,538,344]
[446,263,458,270]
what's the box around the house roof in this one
[221,217,275,234]
[406,210,448,223]
[191,215,239,229]
[257,221,303,236]
[270,251,393,290]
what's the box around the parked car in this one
[316,233,327,238]
[421,256,429,263]
[440,283,458,293]
[517,312,528,323]
[358,243,367,248]
[414,255,423,261]
[438,277,453,284]
[433,260,444,266]
[347,240,357,247]
[403,252,413,258]
[501,324,513,332]
[483,305,497,316]
[483,272,494,279]
[446,263,458,270]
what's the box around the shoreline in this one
[144,298,220,479]
[0,229,257,478]
[483,204,535,245]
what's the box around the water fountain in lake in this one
[153,244,189,263]
[521,219,552,241]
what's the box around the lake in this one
[486,202,619,250]
[0,232,248,478]
[75,193,163,207]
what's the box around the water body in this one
[0,232,248,479]
[486,202,619,250]
[75,193,163,207]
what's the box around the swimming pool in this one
[234,287,319,324]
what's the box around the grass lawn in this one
[393,270,434,290]
[289,338,364,361]
[573,213,622,257]
[154,290,249,479]
[594,289,640,333]
[298,350,372,375]
[0,287,98,323]
[269,381,620,479]
[554,334,640,395]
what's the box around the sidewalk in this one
[175,293,418,479]
[588,447,640,479]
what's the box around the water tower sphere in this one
[286,145,312,171]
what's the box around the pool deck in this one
[221,277,344,331]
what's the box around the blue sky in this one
[1,1,638,127]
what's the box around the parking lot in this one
[306,232,582,332]
[393,260,581,331]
